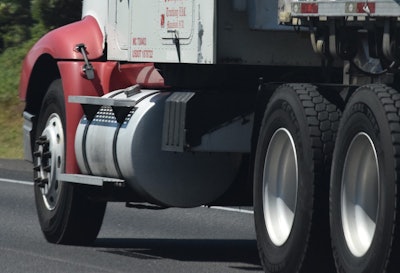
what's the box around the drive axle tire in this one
[254,83,340,273]
[34,79,106,245]
[330,84,400,273]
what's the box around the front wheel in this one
[330,84,400,273]
[254,84,340,272]
[34,79,106,245]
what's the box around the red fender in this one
[19,16,104,100]
[19,13,165,174]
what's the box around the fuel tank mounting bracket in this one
[69,95,138,123]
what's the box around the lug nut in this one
[43,151,52,159]
[34,177,44,188]
[38,178,49,188]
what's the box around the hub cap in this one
[34,113,65,211]
[341,132,379,257]
[263,128,298,246]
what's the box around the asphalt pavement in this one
[0,159,263,273]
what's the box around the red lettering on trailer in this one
[166,7,179,18]
[143,50,154,59]
[132,37,147,46]
[132,50,142,58]
[163,0,188,30]
[179,7,186,16]
[132,49,153,59]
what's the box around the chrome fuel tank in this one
[75,89,239,207]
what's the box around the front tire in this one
[254,84,340,272]
[34,79,106,245]
[330,84,400,273]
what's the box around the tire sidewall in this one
[34,80,72,242]
[330,88,396,273]
[254,88,314,272]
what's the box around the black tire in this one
[254,83,340,273]
[330,84,400,273]
[34,79,106,245]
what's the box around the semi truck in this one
[18,0,400,272]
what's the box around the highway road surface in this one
[0,159,263,273]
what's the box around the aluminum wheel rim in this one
[341,132,379,257]
[36,113,65,211]
[263,128,298,246]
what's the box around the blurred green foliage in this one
[0,0,82,51]
[0,0,82,158]
[0,0,32,49]
[0,0,82,101]
[31,0,82,29]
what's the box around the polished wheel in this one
[341,132,379,257]
[263,128,298,246]
[34,113,65,210]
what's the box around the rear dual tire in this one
[254,84,340,272]
[330,84,400,273]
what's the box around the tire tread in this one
[255,83,340,273]
[331,84,400,273]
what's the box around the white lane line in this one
[0,179,255,214]
[0,178,33,186]
[207,206,254,214]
